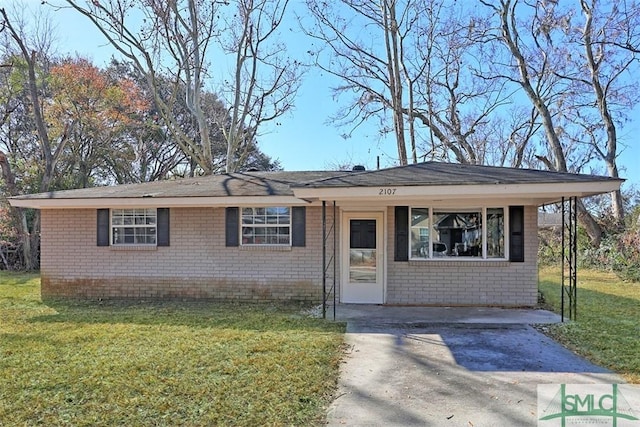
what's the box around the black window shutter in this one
[291,206,306,247]
[395,206,409,261]
[226,207,239,247]
[509,206,525,262]
[97,209,110,246]
[157,208,170,246]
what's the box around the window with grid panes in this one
[111,208,157,245]
[241,207,291,245]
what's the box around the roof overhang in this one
[292,181,622,206]
[8,196,307,209]
[8,178,622,209]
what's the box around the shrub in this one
[611,230,640,282]
[538,207,640,283]
[538,227,562,266]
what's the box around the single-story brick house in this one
[9,162,622,306]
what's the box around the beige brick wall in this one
[385,205,539,306]
[40,207,331,302]
[40,204,537,306]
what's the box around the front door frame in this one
[340,209,386,304]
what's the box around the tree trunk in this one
[382,1,408,165]
[496,0,603,244]
[20,211,35,271]
[581,1,624,223]
[28,212,40,270]
[577,198,602,247]
[0,150,34,270]
[607,169,624,225]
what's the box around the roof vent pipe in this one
[352,165,366,171]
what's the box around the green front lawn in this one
[538,267,640,383]
[0,273,345,426]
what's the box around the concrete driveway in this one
[325,306,622,426]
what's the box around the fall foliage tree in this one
[46,58,149,187]
[57,0,300,174]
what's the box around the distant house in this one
[538,211,565,229]
[9,162,622,306]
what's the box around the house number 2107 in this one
[379,188,397,195]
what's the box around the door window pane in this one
[350,220,376,249]
[349,219,376,282]
[349,249,377,282]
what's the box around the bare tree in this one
[56,0,300,174]
[1,8,69,192]
[56,0,218,174]
[608,0,640,55]
[1,6,69,269]
[478,0,607,244]
[303,0,426,165]
[545,0,640,223]
[218,0,302,173]
[382,1,409,164]
[304,0,519,166]
[411,3,520,165]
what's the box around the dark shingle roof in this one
[10,162,622,201]
[12,171,348,200]
[293,162,622,188]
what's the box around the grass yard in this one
[538,267,640,384]
[0,272,345,426]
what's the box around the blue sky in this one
[14,1,640,188]
[39,1,396,171]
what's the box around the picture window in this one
[410,207,505,260]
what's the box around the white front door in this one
[341,212,384,304]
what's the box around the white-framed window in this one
[111,208,157,245]
[410,207,506,260]
[241,207,291,245]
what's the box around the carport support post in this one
[570,196,578,319]
[561,197,565,322]
[333,201,336,320]
[322,201,327,319]
[321,201,338,321]
[561,196,578,322]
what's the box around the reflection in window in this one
[487,208,505,258]
[241,207,291,245]
[433,211,482,257]
[111,208,157,245]
[410,208,430,258]
[409,207,507,260]
[349,249,377,282]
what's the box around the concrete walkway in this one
[328,304,564,328]
[325,305,622,426]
